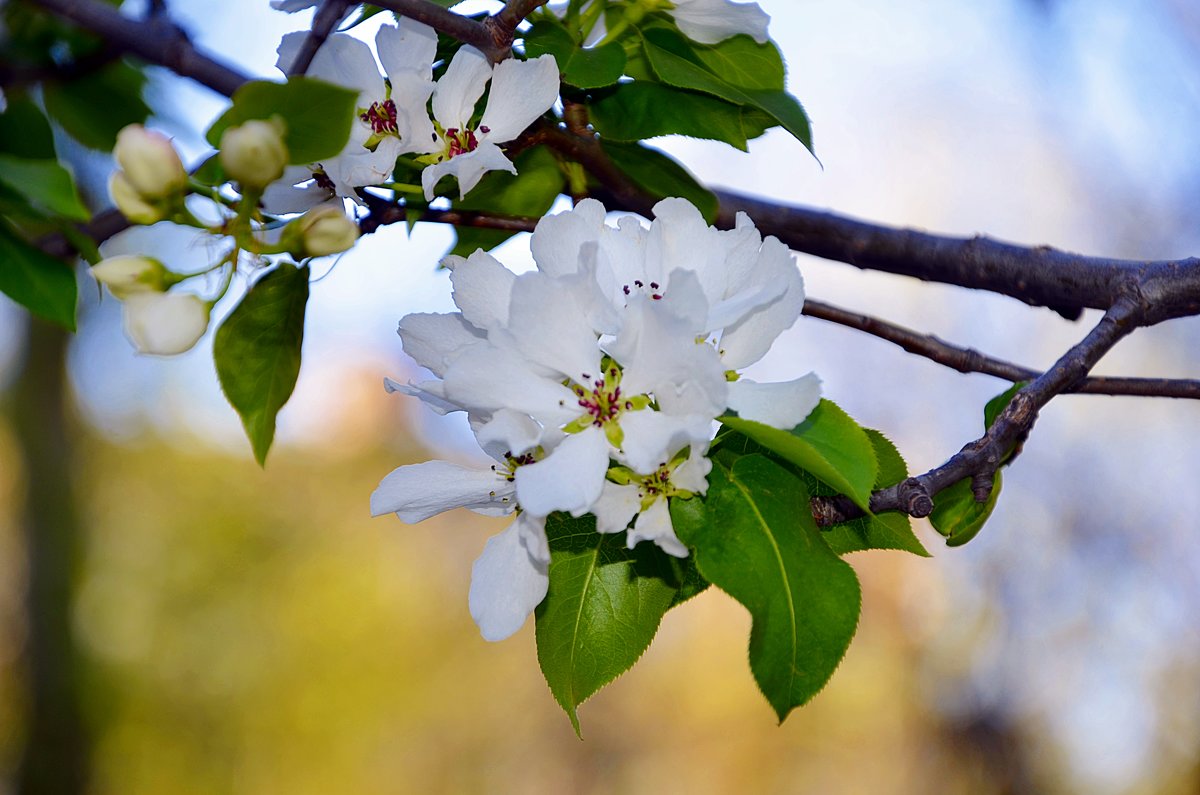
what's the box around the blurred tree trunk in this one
[12,316,88,795]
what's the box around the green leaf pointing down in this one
[535,512,680,735]
[214,263,309,466]
[673,455,861,722]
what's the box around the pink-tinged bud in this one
[290,204,359,257]
[91,255,168,299]
[109,172,164,225]
[113,124,187,199]
[122,292,211,356]
[219,119,289,190]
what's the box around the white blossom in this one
[420,48,560,199]
[269,20,438,210]
[122,292,211,356]
[667,0,770,45]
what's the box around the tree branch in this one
[367,0,494,54]
[813,296,1146,525]
[32,0,249,97]
[802,299,1200,399]
[285,0,353,77]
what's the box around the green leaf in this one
[0,155,89,221]
[638,28,813,153]
[691,35,786,91]
[821,430,929,557]
[588,82,749,150]
[447,146,564,256]
[43,59,151,150]
[928,383,1024,545]
[667,543,710,607]
[214,263,309,466]
[525,18,626,89]
[191,153,227,187]
[720,399,878,510]
[930,472,1002,547]
[600,139,717,222]
[206,77,359,165]
[0,221,77,330]
[0,97,56,159]
[535,512,680,734]
[673,455,860,721]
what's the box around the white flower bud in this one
[113,124,187,199]
[109,172,164,225]
[91,255,168,299]
[290,204,359,257]
[219,119,289,190]
[122,292,211,356]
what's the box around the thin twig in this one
[813,297,1147,524]
[802,299,1200,399]
[286,0,353,77]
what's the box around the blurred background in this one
[3,0,1200,792]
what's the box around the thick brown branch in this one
[32,0,249,96]
[714,189,1200,325]
[802,299,1200,399]
[480,0,549,58]
[286,0,353,77]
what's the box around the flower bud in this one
[113,124,187,199]
[289,204,359,257]
[109,172,165,225]
[92,255,168,299]
[122,292,211,356]
[219,119,289,190]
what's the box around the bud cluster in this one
[109,125,188,224]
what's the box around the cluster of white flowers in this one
[269,17,559,212]
[372,198,821,640]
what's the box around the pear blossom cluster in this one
[269,17,559,212]
[372,197,821,641]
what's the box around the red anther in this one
[652,294,662,300]
[649,282,659,289]
[625,401,632,409]
[623,285,631,295]
[480,125,490,134]
[634,279,644,287]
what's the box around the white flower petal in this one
[530,198,607,278]
[473,409,543,460]
[397,312,484,376]
[617,409,711,475]
[727,373,822,429]
[478,54,560,143]
[469,514,549,641]
[672,448,713,494]
[442,344,579,427]
[592,481,641,535]
[628,499,689,557]
[504,271,603,382]
[262,170,332,215]
[670,0,770,44]
[433,45,491,130]
[376,19,437,77]
[718,238,805,369]
[514,425,609,517]
[388,71,438,153]
[370,460,514,521]
[292,32,382,98]
[389,378,463,415]
[450,249,515,331]
[421,141,516,200]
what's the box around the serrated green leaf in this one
[667,541,710,607]
[525,18,626,89]
[691,35,786,91]
[930,472,1002,546]
[535,512,680,734]
[0,155,89,221]
[639,28,813,153]
[0,97,56,159]
[673,455,860,722]
[600,139,717,222]
[588,82,748,150]
[720,399,877,510]
[43,59,150,150]
[206,78,358,165]
[0,221,77,330]
[822,429,929,557]
[214,263,309,466]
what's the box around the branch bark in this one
[32,0,249,96]
[285,0,354,77]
